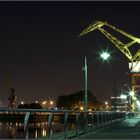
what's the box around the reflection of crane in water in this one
[7,74,17,108]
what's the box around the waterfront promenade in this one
[78,115,140,139]
[0,109,136,139]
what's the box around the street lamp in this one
[100,52,110,60]
[82,56,88,112]
[83,51,110,112]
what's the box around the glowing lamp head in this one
[100,52,110,60]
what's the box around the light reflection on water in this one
[0,122,66,139]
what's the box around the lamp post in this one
[83,56,88,112]
[83,51,110,112]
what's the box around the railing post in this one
[84,112,88,133]
[112,112,114,122]
[91,112,94,131]
[113,112,115,123]
[101,112,104,127]
[104,112,107,126]
[24,112,30,139]
[115,112,117,122]
[76,112,80,137]
[109,112,112,124]
[97,112,99,129]
[64,112,69,139]
[48,112,54,139]
[107,112,109,125]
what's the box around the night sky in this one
[0,1,139,106]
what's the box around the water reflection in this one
[42,128,47,137]
[35,130,38,138]
[0,122,68,139]
[9,125,16,139]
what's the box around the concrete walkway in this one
[78,115,140,139]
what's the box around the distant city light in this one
[21,101,24,105]
[42,101,47,105]
[54,107,58,110]
[120,95,127,99]
[50,101,53,105]
[105,101,108,105]
[80,106,84,111]
[136,100,140,106]
[133,96,137,100]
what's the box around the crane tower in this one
[79,21,140,111]
[6,74,17,108]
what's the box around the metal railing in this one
[0,109,133,139]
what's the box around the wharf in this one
[78,115,140,139]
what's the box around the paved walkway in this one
[78,115,140,139]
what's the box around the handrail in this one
[0,109,134,139]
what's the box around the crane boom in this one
[79,21,140,62]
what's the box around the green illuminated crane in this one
[80,21,140,62]
[79,21,140,111]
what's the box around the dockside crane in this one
[79,21,140,111]
[6,74,17,108]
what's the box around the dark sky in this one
[0,1,139,106]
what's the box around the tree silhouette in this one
[18,103,42,109]
[56,90,102,110]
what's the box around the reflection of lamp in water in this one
[42,128,47,136]
[9,126,16,139]
[35,130,38,138]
